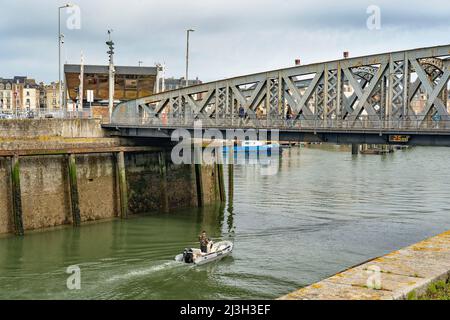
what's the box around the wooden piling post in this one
[351,144,359,155]
[10,155,24,236]
[213,160,220,202]
[214,150,226,203]
[217,163,225,202]
[194,148,204,207]
[68,154,81,227]
[117,151,128,219]
[228,148,234,204]
[158,151,169,213]
[228,163,234,204]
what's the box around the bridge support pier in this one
[67,154,81,227]
[10,155,24,236]
[351,144,359,155]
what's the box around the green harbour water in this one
[1,145,450,299]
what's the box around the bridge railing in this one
[112,113,450,132]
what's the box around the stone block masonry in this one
[279,230,450,300]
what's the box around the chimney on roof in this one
[343,51,349,59]
[295,59,301,66]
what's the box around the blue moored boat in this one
[222,141,280,154]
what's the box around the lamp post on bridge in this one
[185,29,195,87]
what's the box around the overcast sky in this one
[0,0,449,83]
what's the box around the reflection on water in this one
[1,145,450,299]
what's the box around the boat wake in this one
[105,260,182,283]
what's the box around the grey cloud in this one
[0,0,448,83]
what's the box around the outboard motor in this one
[183,248,194,263]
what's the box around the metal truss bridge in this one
[106,44,450,146]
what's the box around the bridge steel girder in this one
[111,45,450,132]
[104,124,450,147]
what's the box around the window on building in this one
[124,78,137,89]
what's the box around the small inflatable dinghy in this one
[175,241,233,265]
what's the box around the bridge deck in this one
[103,122,450,146]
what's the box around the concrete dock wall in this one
[20,155,71,230]
[280,230,450,300]
[125,152,200,214]
[0,119,222,236]
[126,152,218,214]
[0,119,105,139]
[0,152,220,235]
[75,154,119,222]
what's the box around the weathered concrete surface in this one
[0,119,221,235]
[201,164,218,204]
[279,230,450,300]
[166,162,198,210]
[19,155,72,231]
[76,154,119,222]
[0,119,105,139]
[125,153,218,214]
[126,153,165,214]
[126,153,218,214]
[0,138,122,152]
[0,118,123,152]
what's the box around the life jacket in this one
[199,236,208,247]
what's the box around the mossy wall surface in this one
[0,150,220,235]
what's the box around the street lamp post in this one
[58,3,72,117]
[185,29,194,87]
[106,30,115,121]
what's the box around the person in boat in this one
[238,106,245,125]
[286,107,294,127]
[199,230,210,253]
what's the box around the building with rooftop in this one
[0,77,39,113]
[64,64,158,107]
